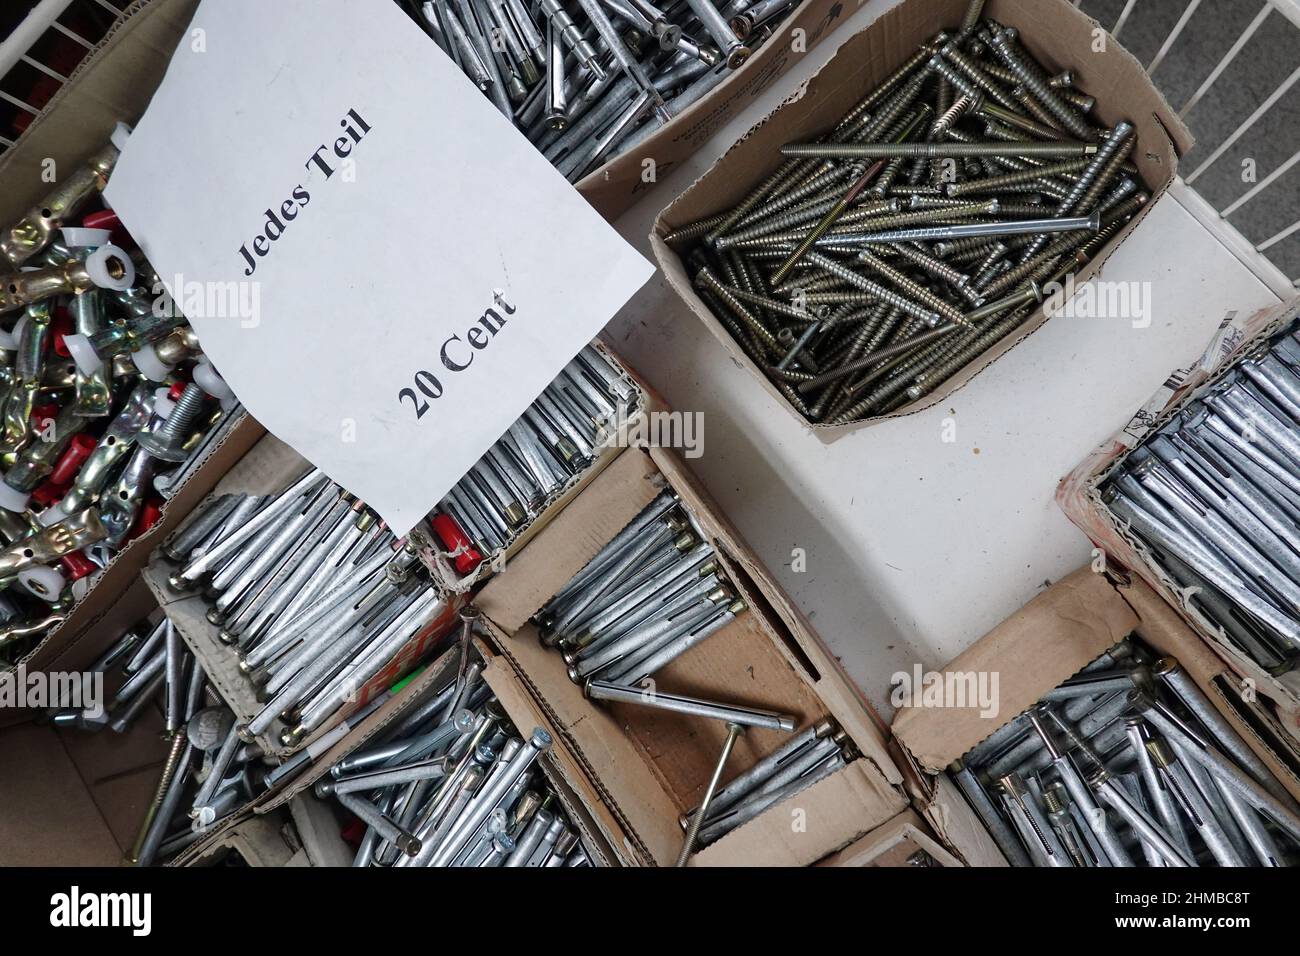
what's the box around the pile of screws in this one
[428,345,640,576]
[48,617,269,866]
[951,636,1300,867]
[0,132,238,663]
[166,469,454,749]
[1103,325,1300,678]
[535,490,747,685]
[319,633,593,867]
[667,3,1147,423]
[401,0,796,182]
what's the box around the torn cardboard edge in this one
[1057,296,1300,725]
[814,807,964,867]
[649,0,1190,441]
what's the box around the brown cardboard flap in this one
[1057,298,1300,719]
[476,447,667,632]
[647,444,899,782]
[815,808,963,867]
[692,758,904,866]
[892,567,1137,773]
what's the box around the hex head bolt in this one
[571,583,720,680]
[949,760,1033,866]
[428,729,552,866]
[604,597,743,684]
[178,468,325,583]
[162,494,241,562]
[134,382,209,464]
[998,772,1070,867]
[189,721,243,823]
[504,807,555,866]
[583,679,795,731]
[1088,767,1194,867]
[677,722,743,866]
[1122,717,1195,860]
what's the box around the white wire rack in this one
[0,0,128,150]
[1082,0,1300,295]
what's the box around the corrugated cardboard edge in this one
[691,757,905,866]
[892,566,1135,771]
[649,0,1190,440]
[1056,296,1300,722]
[814,807,963,867]
[478,638,626,867]
[890,565,1300,867]
[478,444,906,864]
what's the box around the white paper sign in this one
[106,0,653,536]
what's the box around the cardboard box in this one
[0,575,275,867]
[891,566,1300,865]
[649,0,1190,437]
[419,339,670,593]
[815,808,962,866]
[475,442,907,865]
[1058,297,1300,730]
[143,432,467,758]
[0,576,168,866]
[0,0,266,673]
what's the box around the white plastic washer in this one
[0,480,31,513]
[60,227,112,248]
[193,359,234,401]
[84,244,135,292]
[19,566,64,602]
[62,333,103,377]
[131,343,174,382]
[154,387,176,420]
[111,122,133,151]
